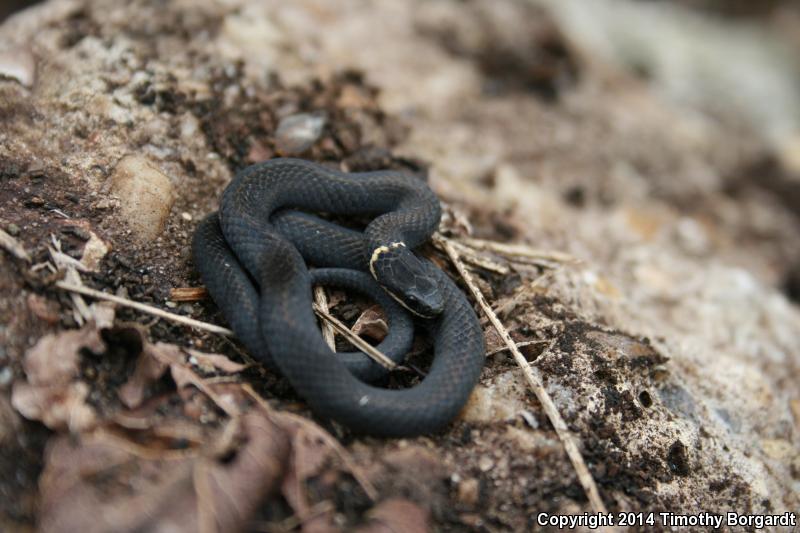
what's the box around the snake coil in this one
[193,158,484,436]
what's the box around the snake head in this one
[370,242,444,318]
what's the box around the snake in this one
[192,158,484,436]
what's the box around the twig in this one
[485,339,549,357]
[0,228,31,262]
[313,286,336,351]
[431,235,508,274]
[312,303,399,372]
[456,235,578,264]
[439,236,608,516]
[55,281,235,337]
[170,287,208,302]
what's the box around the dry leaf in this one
[119,340,246,411]
[11,326,105,431]
[186,349,248,374]
[38,413,289,533]
[27,293,60,324]
[355,499,430,533]
[275,414,340,532]
[118,345,170,409]
[351,305,389,341]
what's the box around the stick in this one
[485,339,549,357]
[169,287,208,302]
[437,238,510,274]
[439,237,608,516]
[312,303,398,371]
[55,281,235,336]
[456,235,578,264]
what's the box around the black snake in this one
[192,158,484,436]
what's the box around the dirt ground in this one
[1,0,799,532]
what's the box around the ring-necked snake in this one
[192,158,484,436]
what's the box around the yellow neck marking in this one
[368,242,406,279]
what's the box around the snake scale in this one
[193,158,484,436]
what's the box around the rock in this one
[274,112,326,155]
[106,155,175,241]
[459,372,531,423]
[456,478,480,506]
[477,456,493,473]
[0,46,35,87]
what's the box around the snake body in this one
[193,158,484,436]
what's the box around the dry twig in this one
[485,339,549,357]
[439,236,609,517]
[55,281,235,336]
[457,235,578,264]
[170,287,208,302]
[432,237,510,274]
[312,303,399,371]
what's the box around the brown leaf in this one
[351,305,388,341]
[21,327,104,385]
[355,499,430,533]
[38,413,289,533]
[11,382,97,432]
[118,345,170,409]
[11,326,105,431]
[119,341,245,412]
[275,414,340,532]
[27,293,60,324]
[186,348,248,374]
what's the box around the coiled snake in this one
[193,158,484,436]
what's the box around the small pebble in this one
[275,112,326,155]
[181,212,192,221]
[457,478,480,506]
[107,155,174,241]
[6,223,19,236]
[165,301,177,308]
[478,456,494,472]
